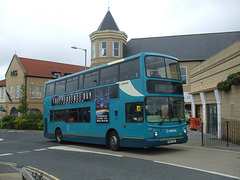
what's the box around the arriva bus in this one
[43,52,188,150]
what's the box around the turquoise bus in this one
[43,52,188,150]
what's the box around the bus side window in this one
[125,102,143,123]
[79,75,83,90]
[50,110,53,122]
[100,64,118,85]
[120,58,140,81]
[79,107,90,123]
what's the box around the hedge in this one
[0,112,43,130]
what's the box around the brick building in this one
[1,55,85,117]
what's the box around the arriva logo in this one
[166,129,177,133]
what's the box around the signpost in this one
[0,105,3,123]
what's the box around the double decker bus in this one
[43,52,188,150]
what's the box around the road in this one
[0,130,240,180]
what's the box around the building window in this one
[1,88,4,99]
[54,73,61,79]
[100,41,107,57]
[92,43,96,59]
[113,41,120,57]
[31,85,42,98]
[52,72,61,79]
[180,66,187,85]
[16,85,20,98]
[9,85,13,98]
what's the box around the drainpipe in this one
[200,92,206,134]
[214,89,221,139]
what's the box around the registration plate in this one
[167,139,176,144]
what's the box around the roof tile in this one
[19,57,86,78]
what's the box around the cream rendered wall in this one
[191,40,240,122]
[90,30,128,67]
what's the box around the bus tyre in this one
[55,128,63,144]
[109,131,120,151]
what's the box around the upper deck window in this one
[55,80,66,94]
[66,76,78,92]
[45,83,55,96]
[120,58,140,81]
[100,65,118,85]
[145,56,181,80]
[84,71,99,89]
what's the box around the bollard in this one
[21,168,35,180]
[201,123,204,146]
[227,121,229,147]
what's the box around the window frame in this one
[180,66,187,85]
[113,41,120,57]
[16,84,20,98]
[125,102,144,123]
[92,42,96,59]
[100,41,107,57]
[120,58,140,81]
[100,64,119,85]
[9,85,13,98]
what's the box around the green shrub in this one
[0,111,43,130]
[14,119,28,129]
[7,119,15,129]
[0,122,8,129]
[2,115,15,123]
[38,121,43,130]
[26,111,43,121]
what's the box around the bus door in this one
[123,102,145,141]
[48,109,54,133]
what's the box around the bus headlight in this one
[154,131,158,137]
[184,129,187,134]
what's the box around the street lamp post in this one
[71,46,87,70]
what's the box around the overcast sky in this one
[1,0,240,80]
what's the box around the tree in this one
[17,84,29,116]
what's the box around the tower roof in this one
[97,10,119,31]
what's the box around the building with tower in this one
[89,10,128,67]
[89,10,240,140]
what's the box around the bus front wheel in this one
[109,131,120,151]
[55,128,63,144]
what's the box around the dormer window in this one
[51,72,61,79]
[64,73,72,76]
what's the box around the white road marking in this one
[48,146,123,157]
[0,138,3,142]
[0,153,13,157]
[17,151,31,154]
[154,161,240,180]
[34,148,47,152]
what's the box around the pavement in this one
[0,130,239,180]
[0,162,22,180]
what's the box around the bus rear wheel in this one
[109,131,120,151]
[55,128,63,144]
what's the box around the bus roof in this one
[45,52,178,84]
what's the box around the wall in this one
[90,30,128,67]
[191,40,240,93]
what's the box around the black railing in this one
[201,120,240,151]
